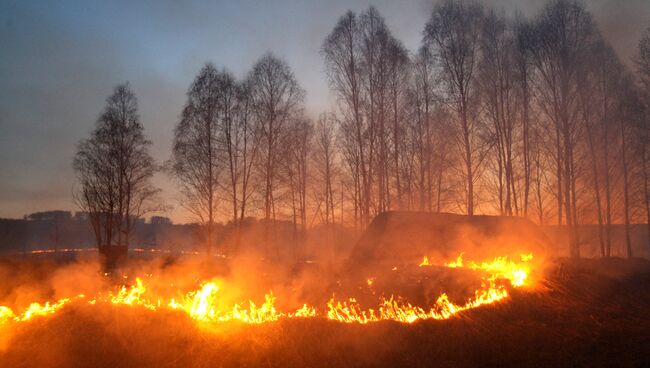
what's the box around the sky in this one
[1,0,649,223]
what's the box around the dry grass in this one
[0,257,649,367]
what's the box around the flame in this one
[326,252,532,323]
[289,304,318,318]
[168,282,283,324]
[419,256,430,267]
[21,298,73,321]
[326,286,510,324]
[444,252,465,268]
[110,277,159,310]
[1,295,84,323]
[0,306,16,323]
[423,252,533,288]
[0,252,535,326]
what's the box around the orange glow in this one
[418,256,430,267]
[0,252,535,326]
[444,252,465,268]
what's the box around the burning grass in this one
[0,254,649,367]
[0,252,533,326]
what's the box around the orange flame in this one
[0,252,534,326]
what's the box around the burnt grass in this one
[1,257,650,368]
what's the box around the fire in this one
[0,306,16,323]
[327,252,531,324]
[0,295,87,324]
[110,277,158,310]
[20,298,74,321]
[326,285,511,324]
[0,252,535,326]
[423,252,534,288]
[419,256,430,267]
[168,282,284,324]
[444,252,465,268]
[290,304,318,318]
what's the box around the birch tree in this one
[171,64,222,255]
[424,0,484,215]
[74,83,158,264]
[249,53,305,257]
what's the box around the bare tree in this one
[284,117,313,260]
[248,53,305,258]
[409,46,439,212]
[323,7,403,223]
[424,0,484,215]
[359,7,393,214]
[386,38,410,210]
[215,70,240,229]
[514,15,534,218]
[74,83,158,265]
[337,114,363,228]
[171,64,223,256]
[524,0,599,257]
[233,77,262,226]
[636,27,650,253]
[617,76,647,259]
[217,72,262,253]
[530,124,548,225]
[478,10,521,216]
[322,10,369,225]
[576,41,623,257]
[313,113,338,225]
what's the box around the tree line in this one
[74,0,650,259]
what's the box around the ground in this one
[0,257,649,367]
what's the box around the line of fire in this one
[1,0,650,367]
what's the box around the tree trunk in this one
[620,116,633,258]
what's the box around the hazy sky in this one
[1,0,649,223]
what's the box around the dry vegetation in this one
[0,256,649,368]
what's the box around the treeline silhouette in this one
[1,210,648,259]
[69,0,649,259]
[0,211,196,254]
[0,211,357,261]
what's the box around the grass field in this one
[0,257,649,367]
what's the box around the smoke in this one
[0,210,558,366]
[589,0,649,64]
[0,215,546,311]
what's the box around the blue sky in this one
[1,0,648,222]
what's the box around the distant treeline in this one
[0,210,356,261]
[543,224,649,259]
[1,210,648,260]
[0,211,197,254]
[70,0,650,259]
